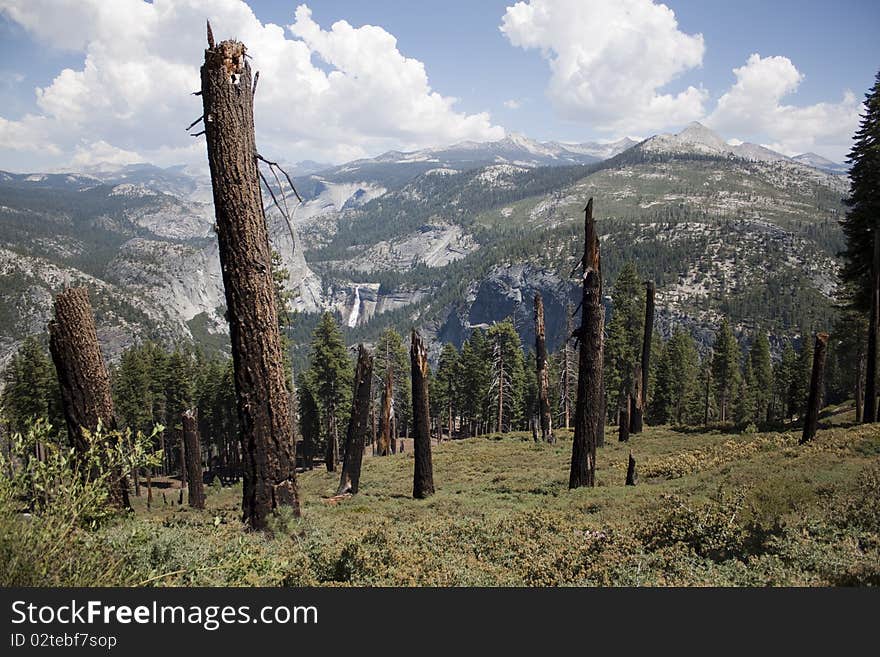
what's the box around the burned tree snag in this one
[864,232,879,423]
[569,199,604,489]
[200,30,299,528]
[640,280,655,420]
[48,287,129,509]
[534,293,554,443]
[800,332,829,444]
[630,362,644,433]
[625,451,637,486]
[378,367,393,456]
[411,330,435,498]
[182,409,205,510]
[338,345,373,495]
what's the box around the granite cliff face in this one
[0,122,849,366]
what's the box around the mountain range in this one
[0,122,849,369]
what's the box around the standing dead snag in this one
[200,29,299,528]
[48,287,129,509]
[338,345,373,495]
[378,367,394,456]
[638,280,655,430]
[625,451,637,486]
[800,332,829,444]
[630,362,644,433]
[182,409,205,509]
[411,330,435,498]
[569,199,604,489]
[864,232,879,423]
[534,293,554,443]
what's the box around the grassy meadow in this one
[2,405,879,586]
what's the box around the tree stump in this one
[338,345,373,495]
[48,287,129,509]
[625,451,637,486]
[411,330,435,498]
[200,30,299,528]
[182,409,205,509]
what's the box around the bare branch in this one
[207,20,215,48]
[190,130,206,137]
[252,70,260,96]
[256,153,302,202]
[185,114,204,131]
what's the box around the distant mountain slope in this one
[0,124,850,369]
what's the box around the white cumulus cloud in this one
[500,0,707,134]
[0,0,504,171]
[706,53,861,161]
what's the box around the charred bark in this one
[630,362,644,433]
[378,368,393,456]
[640,280,655,422]
[48,287,129,509]
[864,232,879,423]
[411,330,435,498]
[625,451,637,486]
[182,409,205,509]
[569,199,604,489]
[800,332,829,444]
[534,293,554,443]
[200,32,299,528]
[338,345,373,495]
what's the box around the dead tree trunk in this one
[800,332,829,444]
[562,304,573,430]
[625,451,637,486]
[864,232,879,423]
[534,293,554,443]
[496,342,505,434]
[338,345,373,495]
[48,287,129,509]
[569,199,604,489]
[856,352,865,423]
[630,362,644,433]
[200,28,299,528]
[640,280,655,422]
[182,409,205,510]
[378,368,393,456]
[411,330,435,498]
[618,391,630,443]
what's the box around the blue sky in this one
[0,0,877,171]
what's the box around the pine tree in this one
[486,319,526,433]
[711,319,741,423]
[649,328,699,425]
[459,329,492,435]
[749,331,774,424]
[433,342,460,440]
[840,70,880,311]
[1,336,63,436]
[734,358,757,427]
[306,312,352,471]
[604,263,645,418]
[774,343,798,421]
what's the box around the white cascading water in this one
[347,285,361,328]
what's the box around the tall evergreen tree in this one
[773,343,798,422]
[649,328,700,425]
[0,336,63,436]
[433,342,460,440]
[711,319,741,423]
[306,312,352,471]
[486,319,526,433]
[793,333,815,419]
[604,263,645,419]
[749,331,774,424]
[840,70,880,311]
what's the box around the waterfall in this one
[347,285,361,328]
